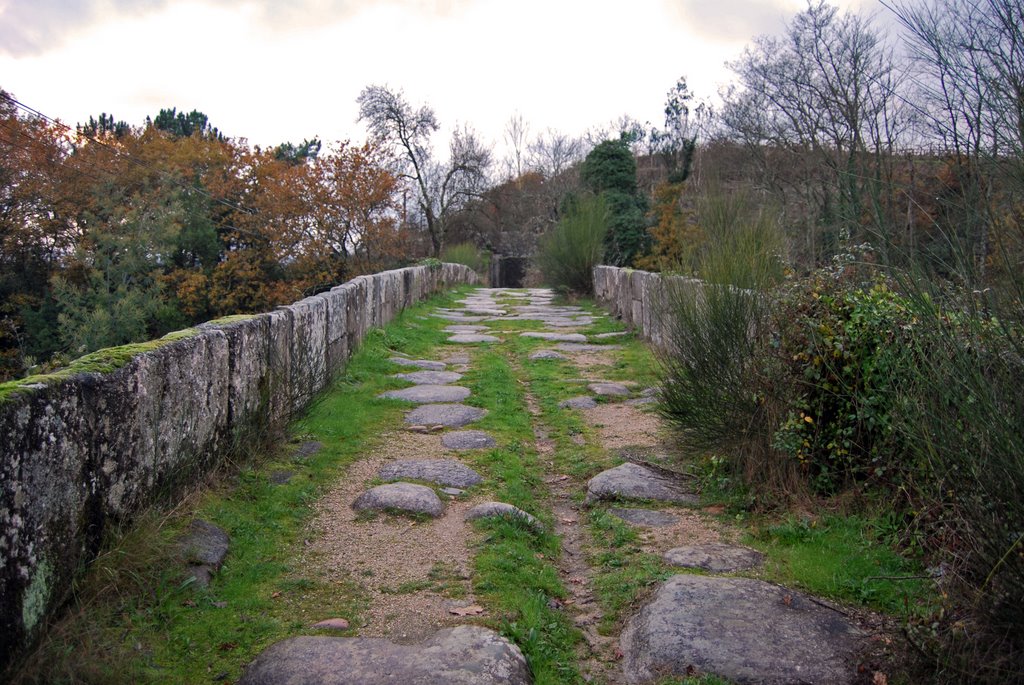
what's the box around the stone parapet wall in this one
[593,265,704,351]
[0,263,477,668]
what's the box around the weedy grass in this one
[747,514,934,616]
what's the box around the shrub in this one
[657,191,789,494]
[893,284,1024,682]
[536,194,608,294]
[763,274,916,494]
[440,242,488,275]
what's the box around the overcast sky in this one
[0,0,876,153]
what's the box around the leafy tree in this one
[76,113,131,139]
[148,107,223,140]
[580,139,649,266]
[273,138,322,165]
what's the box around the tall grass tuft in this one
[657,190,793,495]
[440,242,488,276]
[536,194,608,294]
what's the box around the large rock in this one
[378,385,472,403]
[352,483,444,518]
[621,575,863,685]
[585,463,698,506]
[392,370,464,385]
[663,544,765,573]
[378,460,483,488]
[238,625,530,685]
[405,404,487,428]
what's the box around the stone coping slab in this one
[529,350,567,361]
[389,357,447,371]
[237,625,530,685]
[520,332,587,342]
[559,396,597,410]
[465,502,543,533]
[663,544,765,573]
[447,333,500,344]
[442,430,498,450]
[621,575,863,684]
[608,508,680,527]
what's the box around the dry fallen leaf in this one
[782,594,793,606]
[873,672,888,685]
[449,604,485,616]
[271,591,282,599]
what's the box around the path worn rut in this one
[238,287,869,685]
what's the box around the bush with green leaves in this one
[536,194,608,294]
[763,273,917,494]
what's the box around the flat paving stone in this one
[238,625,530,685]
[663,544,765,573]
[269,470,295,485]
[178,519,230,588]
[378,459,483,488]
[529,350,567,361]
[594,331,629,339]
[389,357,447,371]
[621,575,863,685]
[442,430,497,450]
[435,313,488,322]
[560,396,598,409]
[465,502,543,532]
[464,308,506,316]
[609,507,680,527]
[521,332,587,342]
[405,404,487,428]
[447,333,500,344]
[293,441,323,461]
[586,462,698,505]
[392,370,464,385]
[352,482,444,518]
[555,343,623,352]
[588,382,630,397]
[444,325,488,333]
[379,385,472,403]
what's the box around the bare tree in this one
[527,128,584,180]
[721,0,904,259]
[357,84,492,256]
[503,112,530,181]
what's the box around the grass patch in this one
[748,514,934,616]
[588,510,672,635]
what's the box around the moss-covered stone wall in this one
[0,263,477,668]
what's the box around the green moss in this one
[0,328,199,404]
[206,314,258,326]
[21,557,52,635]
